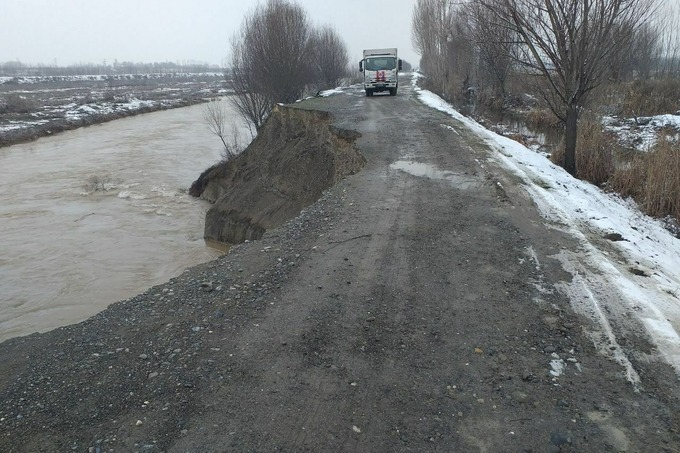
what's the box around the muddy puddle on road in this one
[0,100,248,343]
[390,160,481,190]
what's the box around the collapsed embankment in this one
[189,105,365,244]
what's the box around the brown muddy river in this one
[0,101,245,343]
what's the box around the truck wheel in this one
[365,89,373,97]
[389,88,397,96]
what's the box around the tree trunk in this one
[563,106,579,176]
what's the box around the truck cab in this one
[359,48,403,97]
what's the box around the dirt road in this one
[0,80,678,452]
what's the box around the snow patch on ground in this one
[603,114,680,151]
[1,98,162,133]
[413,75,680,380]
[319,88,344,97]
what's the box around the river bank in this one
[0,72,227,148]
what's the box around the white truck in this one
[359,48,403,97]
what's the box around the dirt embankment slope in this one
[0,81,679,453]
[189,105,365,243]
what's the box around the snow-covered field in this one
[410,75,680,383]
[0,72,229,146]
[0,72,225,85]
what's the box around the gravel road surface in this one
[0,80,678,452]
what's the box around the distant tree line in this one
[230,0,350,131]
[0,60,222,77]
[412,0,679,176]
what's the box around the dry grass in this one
[550,119,680,224]
[549,121,617,186]
[642,139,680,219]
[550,139,565,167]
[505,133,530,147]
[610,155,647,199]
[525,107,562,129]
[619,78,680,118]
[611,138,680,220]
[570,121,679,222]
[575,122,617,186]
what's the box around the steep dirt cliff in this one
[189,105,365,244]
[190,106,366,243]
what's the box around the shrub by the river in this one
[1,93,38,114]
[85,174,117,192]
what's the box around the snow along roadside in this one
[411,74,680,383]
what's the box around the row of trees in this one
[412,0,677,176]
[230,0,350,131]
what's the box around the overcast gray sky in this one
[0,0,419,67]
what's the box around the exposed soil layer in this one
[1,81,679,452]
[190,105,365,243]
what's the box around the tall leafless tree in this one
[626,23,660,79]
[413,0,501,102]
[475,0,656,176]
[412,0,453,93]
[230,0,312,130]
[307,25,349,90]
[463,0,516,97]
[655,1,680,75]
[230,38,271,131]
[447,9,477,100]
[605,20,660,81]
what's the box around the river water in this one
[0,101,245,343]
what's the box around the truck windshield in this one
[364,57,396,71]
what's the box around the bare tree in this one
[203,99,230,153]
[627,23,660,79]
[605,20,660,81]
[413,0,494,102]
[230,38,271,131]
[307,25,349,90]
[230,0,312,130]
[447,9,477,101]
[475,0,656,176]
[412,0,454,93]
[464,0,516,97]
[203,99,247,161]
[655,1,680,75]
